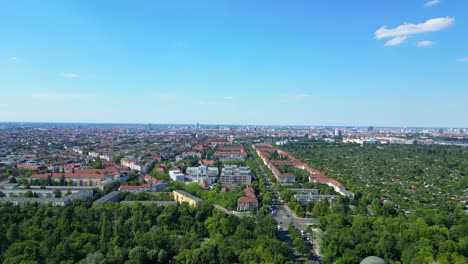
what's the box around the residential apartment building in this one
[118,183,160,193]
[30,170,128,187]
[173,190,202,209]
[143,176,168,191]
[220,165,252,185]
[185,165,218,184]
[237,186,258,212]
[121,157,146,172]
[0,189,93,206]
[169,169,186,182]
[293,194,339,205]
[214,145,247,162]
[237,196,258,211]
[253,143,354,199]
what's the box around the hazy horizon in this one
[1,120,466,129]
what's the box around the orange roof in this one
[17,164,45,171]
[119,183,150,190]
[199,182,209,189]
[72,167,118,174]
[244,187,255,197]
[120,185,142,190]
[238,196,258,203]
[31,173,106,179]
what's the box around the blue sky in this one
[1,0,467,127]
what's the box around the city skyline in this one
[1,1,468,127]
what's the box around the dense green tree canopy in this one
[0,202,293,263]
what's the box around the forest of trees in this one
[0,201,293,263]
[281,141,468,263]
[317,201,468,263]
[282,142,467,211]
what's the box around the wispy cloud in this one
[457,57,468,62]
[417,40,434,47]
[223,96,234,100]
[375,17,454,46]
[424,0,440,7]
[31,92,95,98]
[385,36,408,46]
[61,73,80,78]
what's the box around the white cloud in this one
[375,17,454,46]
[61,73,80,78]
[385,36,408,46]
[417,40,434,47]
[223,96,234,100]
[31,92,95,98]
[424,0,440,7]
[457,57,468,62]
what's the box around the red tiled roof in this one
[22,154,38,158]
[144,175,165,184]
[202,159,214,165]
[17,164,46,171]
[238,196,258,203]
[244,187,255,197]
[255,144,346,189]
[31,173,106,179]
[72,168,118,174]
[119,183,150,190]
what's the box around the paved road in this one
[248,146,321,263]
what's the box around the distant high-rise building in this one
[334,128,342,137]
[196,123,200,130]
[367,126,374,132]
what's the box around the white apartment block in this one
[121,157,146,172]
[186,165,218,184]
[169,169,186,182]
[220,165,252,185]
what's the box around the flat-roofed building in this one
[186,165,218,184]
[289,188,319,195]
[169,169,185,182]
[220,165,251,186]
[93,191,123,205]
[0,189,93,206]
[294,194,339,205]
[173,190,202,209]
